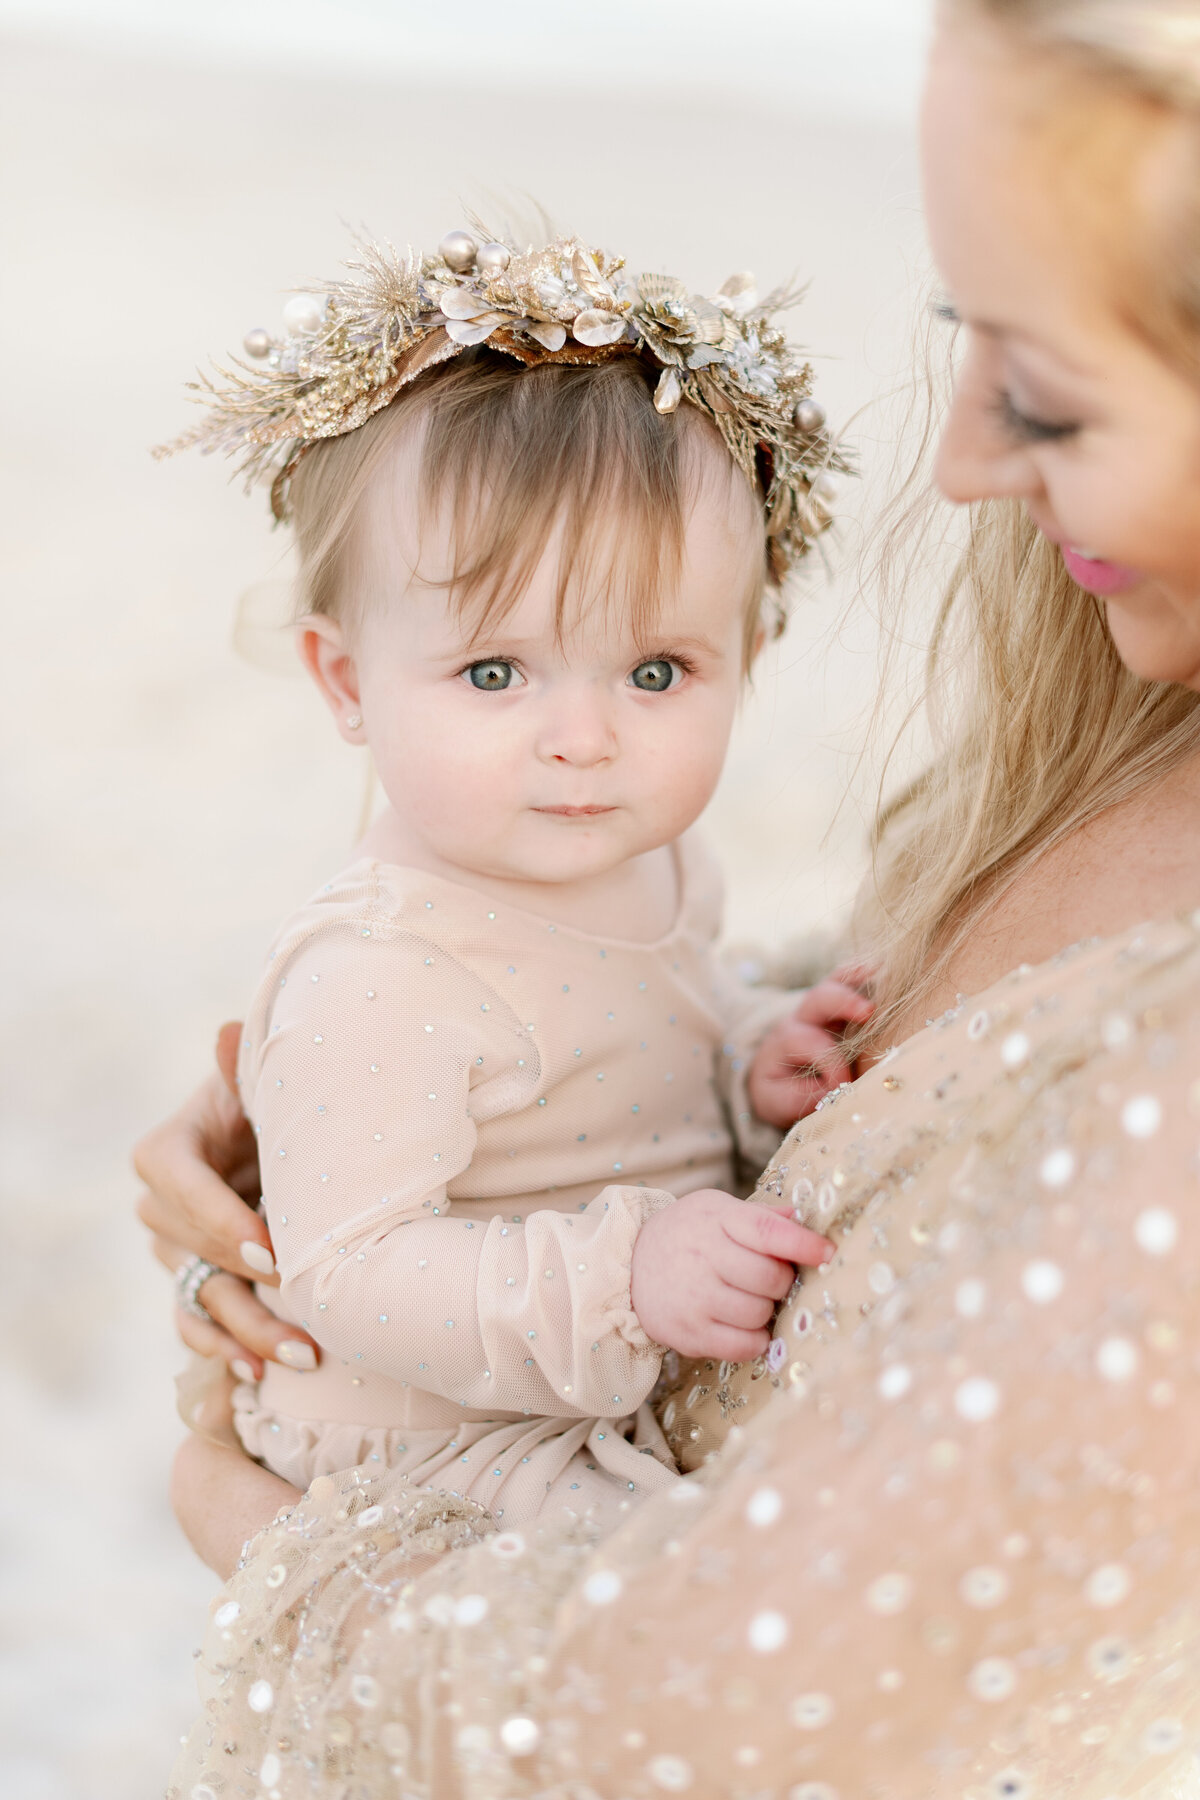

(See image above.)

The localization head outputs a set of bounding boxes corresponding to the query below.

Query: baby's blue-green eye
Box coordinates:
[464,660,519,691]
[628,658,680,693]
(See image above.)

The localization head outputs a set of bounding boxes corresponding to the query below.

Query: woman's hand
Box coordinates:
[169,1368,301,1576]
[630,1190,833,1362]
[134,1022,319,1378]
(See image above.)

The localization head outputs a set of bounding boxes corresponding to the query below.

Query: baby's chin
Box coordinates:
[465,817,662,887]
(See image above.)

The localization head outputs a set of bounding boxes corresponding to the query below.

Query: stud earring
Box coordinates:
[346,713,363,731]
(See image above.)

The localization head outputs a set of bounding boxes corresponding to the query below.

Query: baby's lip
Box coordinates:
[532,804,617,816]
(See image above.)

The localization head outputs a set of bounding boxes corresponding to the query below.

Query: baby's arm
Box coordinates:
[247,923,678,1418]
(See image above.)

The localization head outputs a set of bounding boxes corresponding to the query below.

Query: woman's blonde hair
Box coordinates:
[858,0,1200,1042]
[287,349,769,668]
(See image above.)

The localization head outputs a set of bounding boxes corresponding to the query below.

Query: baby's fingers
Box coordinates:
[706,1239,797,1302]
[798,980,875,1029]
[686,1323,772,1364]
[709,1283,776,1332]
[724,1203,834,1268]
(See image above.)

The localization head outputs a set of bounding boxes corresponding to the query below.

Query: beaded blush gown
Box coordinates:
[174,912,1200,1800]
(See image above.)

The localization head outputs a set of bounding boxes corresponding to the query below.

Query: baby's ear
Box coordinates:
[295,614,365,745]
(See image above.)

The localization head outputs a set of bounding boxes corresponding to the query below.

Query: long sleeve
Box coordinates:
[245,917,667,1419]
[179,916,1200,1800]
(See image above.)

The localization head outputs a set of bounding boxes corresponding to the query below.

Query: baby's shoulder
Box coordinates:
[241,861,534,1061]
[245,861,526,1017]
[264,859,498,955]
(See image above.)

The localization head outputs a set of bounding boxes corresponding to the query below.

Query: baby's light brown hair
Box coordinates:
[288,349,771,669]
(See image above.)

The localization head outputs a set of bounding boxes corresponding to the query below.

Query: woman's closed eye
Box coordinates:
[992,388,1082,446]
[628,657,686,693]
[462,659,525,691]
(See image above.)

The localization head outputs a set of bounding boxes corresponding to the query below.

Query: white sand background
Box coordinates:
[0,4,940,1793]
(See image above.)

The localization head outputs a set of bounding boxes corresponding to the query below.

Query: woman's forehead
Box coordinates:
[923,25,1187,360]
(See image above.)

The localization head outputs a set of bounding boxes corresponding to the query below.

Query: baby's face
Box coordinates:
[313,450,760,892]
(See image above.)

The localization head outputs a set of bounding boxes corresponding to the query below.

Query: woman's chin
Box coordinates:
[1104,591,1200,691]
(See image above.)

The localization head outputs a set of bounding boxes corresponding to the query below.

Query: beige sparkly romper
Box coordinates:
[233,833,790,1530]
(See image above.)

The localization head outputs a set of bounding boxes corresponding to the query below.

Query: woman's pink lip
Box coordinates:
[1059,544,1143,598]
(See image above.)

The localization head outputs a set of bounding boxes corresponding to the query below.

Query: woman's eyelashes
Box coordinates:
[991,388,1082,446]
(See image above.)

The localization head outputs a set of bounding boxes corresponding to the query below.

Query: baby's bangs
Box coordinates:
[414,355,710,645]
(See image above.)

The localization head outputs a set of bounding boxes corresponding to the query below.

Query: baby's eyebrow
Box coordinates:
[637,632,722,659]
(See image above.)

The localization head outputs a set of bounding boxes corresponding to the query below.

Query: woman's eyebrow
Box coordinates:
[968,314,1101,381]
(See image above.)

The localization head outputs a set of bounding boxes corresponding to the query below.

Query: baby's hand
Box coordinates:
[629,1189,833,1362]
[747,967,875,1130]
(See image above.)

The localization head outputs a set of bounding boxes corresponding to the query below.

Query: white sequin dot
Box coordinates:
[1039,1148,1076,1188]
[1000,1031,1031,1069]
[955,1376,1001,1422]
[1021,1260,1064,1304]
[960,1566,1010,1609]
[247,1680,274,1714]
[867,1262,895,1295]
[1086,1562,1132,1608]
[259,1754,281,1787]
[866,1573,913,1616]
[351,1675,379,1708]
[1086,1636,1131,1681]
[1135,1207,1178,1256]
[990,1770,1031,1800]
[746,1487,784,1528]
[1122,1094,1163,1139]
[789,1692,834,1730]
[968,1658,1017,1702]
[582,1570,623,1606]
[489,1531,526,1559]
[454,1594,489,1626]
[1096,1336,1139,1382]
[499,1716,541,1756]
[1143,1718,1184,1756]
[878,1364,913,1400]
[648,1754,694,1791]
[356,1504,383,1528]
[955,1278,987,1319]
[748,1609,790,1652]
[213,1601,240,1629]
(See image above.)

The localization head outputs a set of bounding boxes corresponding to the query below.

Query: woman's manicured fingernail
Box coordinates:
[240,1241,276,1277]
[276,1340,317,1371]
[230,1358,256,1382]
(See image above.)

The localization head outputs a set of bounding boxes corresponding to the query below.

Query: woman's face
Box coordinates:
[922,22,1200,688]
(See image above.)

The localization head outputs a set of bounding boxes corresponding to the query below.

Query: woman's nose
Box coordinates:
[934,396,1038,506]
[934,354,1041,508]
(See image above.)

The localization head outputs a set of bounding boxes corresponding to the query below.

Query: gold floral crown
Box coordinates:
[158,226,848,585]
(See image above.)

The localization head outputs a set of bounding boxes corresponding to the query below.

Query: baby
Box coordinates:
[168,228,866,1531]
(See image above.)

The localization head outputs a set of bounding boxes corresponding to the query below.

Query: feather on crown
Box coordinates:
[156,226,849,586]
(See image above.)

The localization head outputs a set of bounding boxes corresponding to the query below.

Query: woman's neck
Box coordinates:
[886,747,1200,1044]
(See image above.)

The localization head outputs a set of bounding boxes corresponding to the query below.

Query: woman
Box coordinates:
[138,2,1200,1792]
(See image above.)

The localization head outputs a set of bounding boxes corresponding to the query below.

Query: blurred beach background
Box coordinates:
[0,2,938,1792]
